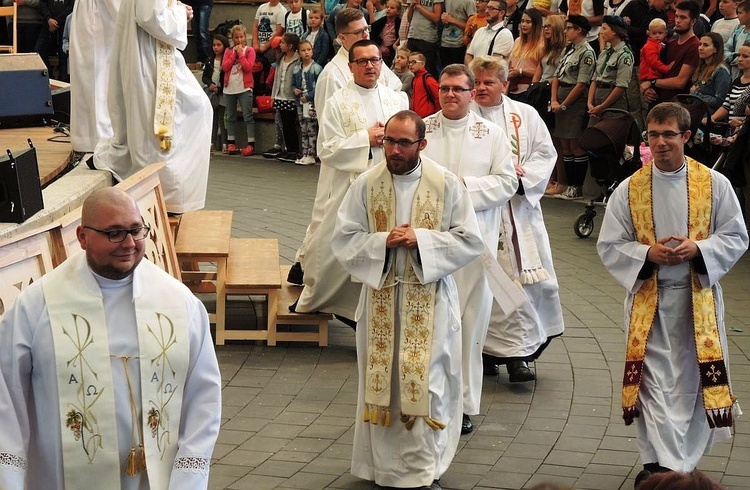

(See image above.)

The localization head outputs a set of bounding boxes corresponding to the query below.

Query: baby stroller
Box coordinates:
[673,94,723,166]
[574,108,642,238]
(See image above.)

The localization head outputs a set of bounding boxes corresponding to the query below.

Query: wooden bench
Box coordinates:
[274,265,330,346]
[174,210,233,343]
[223,237,281,345]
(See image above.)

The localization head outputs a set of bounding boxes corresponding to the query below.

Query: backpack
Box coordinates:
[422,72,438,109]
[213,19,242,38]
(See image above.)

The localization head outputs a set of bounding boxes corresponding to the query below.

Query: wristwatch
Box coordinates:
[650,79,657,88]
[560,104,567,111]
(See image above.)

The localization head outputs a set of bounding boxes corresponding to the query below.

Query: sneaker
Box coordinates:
[226,144,240,155]
[277,151,299,163]
[296,155,316,166]
[262,146,282,158]
[241,144,255,157]
[287,262,304,285]
[560,186,582,199]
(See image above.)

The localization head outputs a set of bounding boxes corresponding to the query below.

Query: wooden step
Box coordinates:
[274,265,331,346]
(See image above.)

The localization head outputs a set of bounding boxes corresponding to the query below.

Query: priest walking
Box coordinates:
[334,110,484,490]
[597,102,748,485]
[469,56,564,383]
[421,63,517,434]
[0,187,222,489]
[292,40,409,322]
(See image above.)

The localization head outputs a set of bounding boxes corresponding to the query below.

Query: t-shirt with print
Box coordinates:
[285,9,308,37]
[408,0,444,44]
[441,0,476,48]
[256,2,287,45]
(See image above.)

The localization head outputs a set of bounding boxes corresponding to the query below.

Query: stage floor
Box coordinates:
[0,125,71,186]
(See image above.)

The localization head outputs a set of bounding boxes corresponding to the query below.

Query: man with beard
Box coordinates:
[464,0,514,63]
[333,110,483,490]
[291,40,408,322]
[641,1,700,105]
[468,56,564,383]
[421,63,517,434]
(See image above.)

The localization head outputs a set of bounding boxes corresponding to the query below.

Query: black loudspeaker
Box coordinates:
[0,54,54,128]
[0,140,44,223]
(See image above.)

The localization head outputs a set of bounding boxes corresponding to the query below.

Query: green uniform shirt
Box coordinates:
[555,40,596,86]
[592,40,634,88]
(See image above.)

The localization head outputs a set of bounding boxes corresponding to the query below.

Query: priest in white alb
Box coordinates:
[421,63,517,434]
[0,188,222,489]
[292,39,408,321]
[286,7,406,285]
[597,103,748,484]
[469,56,564,383]
[334,111,484,490]
[69,0,120,155]
[94,0,212,214]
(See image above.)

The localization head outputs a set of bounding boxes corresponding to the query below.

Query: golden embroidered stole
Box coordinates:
[154,0,177,151]
[44,254,189,488]
[364,161,446,431]
[622,159,734,428]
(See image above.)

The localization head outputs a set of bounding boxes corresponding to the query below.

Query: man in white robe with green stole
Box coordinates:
[93,0,211,214]
[286,8,406,285]
[333,111,484,490]
[0,188,222,489]
[421,64,518,434]
[294,40,408,321]
[597,103,748,484]
[468,56,564,383]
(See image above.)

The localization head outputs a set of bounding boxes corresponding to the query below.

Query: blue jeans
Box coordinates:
[225,90,255,144]
[192,4,212,63]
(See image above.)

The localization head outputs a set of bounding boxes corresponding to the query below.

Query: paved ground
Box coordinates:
[203,153,750,490]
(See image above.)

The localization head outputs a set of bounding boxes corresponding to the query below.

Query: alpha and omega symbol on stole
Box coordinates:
[468,122,489,139]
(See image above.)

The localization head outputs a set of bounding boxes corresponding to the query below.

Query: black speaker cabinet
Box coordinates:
[0,140,44,223]
[0,54,54,128]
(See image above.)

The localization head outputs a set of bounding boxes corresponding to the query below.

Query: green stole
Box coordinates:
[43,253,189,488]
[623,158,734,428]
[363,160,446,431]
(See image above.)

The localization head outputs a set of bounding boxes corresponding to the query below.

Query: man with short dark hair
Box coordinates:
[0,187,222,488]
[293,40,408,321]
[641,1,700,104]
[598,102,748,484]
[421,63,518,434]
[334,110,483,490]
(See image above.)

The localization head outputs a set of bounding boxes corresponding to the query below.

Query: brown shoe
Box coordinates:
[545,182,567,195]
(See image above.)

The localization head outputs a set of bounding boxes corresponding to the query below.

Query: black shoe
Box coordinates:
[418,480,442,490]
[334,314,357,330]
[288,299,298,313]
[287,262,304,286]
[507,360,536,382]
[634,469,652,488]
[262,147,282,158]
[483,353,500,376]
[277,151,299,163]
[461,413,473,434]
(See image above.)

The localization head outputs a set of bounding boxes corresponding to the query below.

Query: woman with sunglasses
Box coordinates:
[550,14,596,199]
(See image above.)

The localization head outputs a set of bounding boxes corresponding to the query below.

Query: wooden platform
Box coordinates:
[0,126,71,186]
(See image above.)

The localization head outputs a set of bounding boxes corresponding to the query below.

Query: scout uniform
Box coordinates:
[590,40,634,119]
[552,39,596,139]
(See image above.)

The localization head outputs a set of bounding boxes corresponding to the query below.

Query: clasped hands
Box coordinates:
[647,235,699,266]
[386,224,418,250]
[177,1,194,21]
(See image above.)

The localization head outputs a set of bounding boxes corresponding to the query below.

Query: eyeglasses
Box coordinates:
[543,25,552,29]
[408,59,423,65]
[486,5,502,11]
[382,137,424,148]
[438,86,472,94]
[645,130,685,140]
[342,25,371,36]
[84,225,151,243]
[352,56,382,67]
[565,25,578,30]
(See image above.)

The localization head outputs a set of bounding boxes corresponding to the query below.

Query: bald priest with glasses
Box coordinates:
[0,187,222,489]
